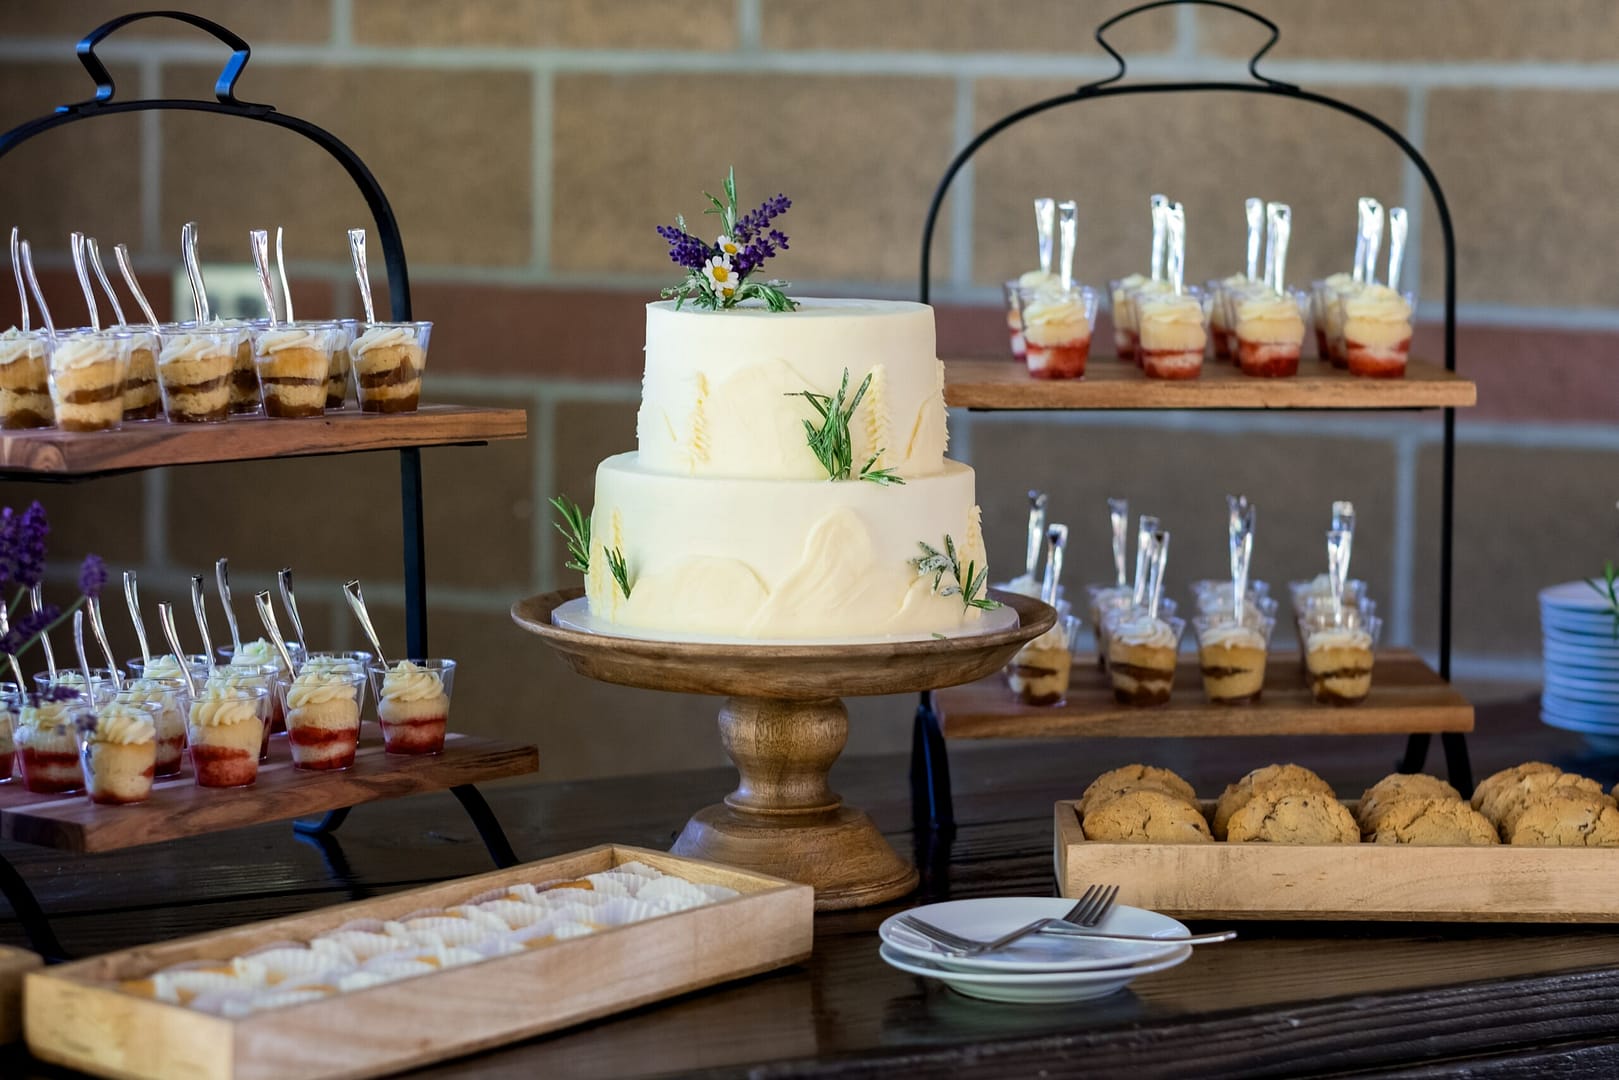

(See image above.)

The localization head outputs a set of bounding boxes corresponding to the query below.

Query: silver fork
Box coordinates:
[901,884,1115,959]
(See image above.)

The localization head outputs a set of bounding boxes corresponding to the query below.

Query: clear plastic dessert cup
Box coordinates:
[0,683,19,781]
[204,662,281,762]
[1339,286,1416,379]
[217,642,304,736]
[1005,614,1082,707]
[351,321,431,414]
[1288,576,1369,617]
[1194,611,1276,705]
[1235,288,1310,378]
[16,692,90,794]
[1191,578,1271,611]
[0,328,55,430]
[253,320,342,419]
[1314,278,1360,368]
[279,667,366,771]
[78,698,160,805]
[157,324,240,423]
[186,685,269,788]
[118,328,163,421]
[1018,284,1097,380]
[330,318,360,409]
[1105,612,1186,706]
[1107,277,1144,362]
[367,658,455,755]
[1134,287,1209,381]
[1210,276,1253,363]
[49,328,131,432]
[33,668,118,707]
[1002,281,1026,362]
[1090,588,1177,669]
[225,318,268,415]
[117,678,189,777]
[125,653,212,682]
[1302,611,1383,706]
[1309,280,1336,363]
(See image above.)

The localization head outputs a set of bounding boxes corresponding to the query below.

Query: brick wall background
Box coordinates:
[0,0,1612,780]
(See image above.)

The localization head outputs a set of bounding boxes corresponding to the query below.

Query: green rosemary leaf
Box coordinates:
[548,495,591,575]
[605,547,633,599]
[860,453,906,486]
[931,632,947,640]
[912,538,1000,612]
[724,166,737,215]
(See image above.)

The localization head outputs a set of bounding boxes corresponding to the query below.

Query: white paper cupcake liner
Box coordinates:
[698,883,742,902]
[397,917,489,948]
[635,876,709,907]
[475,898,552,929]
[589,898,663,928]
[614,861,664,880]
[445,904,510,930]
[312,929,413,961]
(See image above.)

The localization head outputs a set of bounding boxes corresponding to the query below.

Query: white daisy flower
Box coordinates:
[716,234,742,258]
[704,255,739,298]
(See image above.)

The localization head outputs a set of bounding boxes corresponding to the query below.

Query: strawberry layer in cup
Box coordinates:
[79,700,160,806]
[1018,284,1096,381]
[1340,284,1413,379]
[16,694,87,794]
[118,679,188,777]
[1135,288,1207,381]
[0,683,19,783]
[186,685,268,788]
[369,659,455,756]
[281,668,365,771]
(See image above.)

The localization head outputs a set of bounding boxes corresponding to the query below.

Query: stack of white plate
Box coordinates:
[1539,582,1619,751]
[877,897,1192,1004]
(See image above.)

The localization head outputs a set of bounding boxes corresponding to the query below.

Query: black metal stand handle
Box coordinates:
[67,9,261,110]
[1084,0,1294,93]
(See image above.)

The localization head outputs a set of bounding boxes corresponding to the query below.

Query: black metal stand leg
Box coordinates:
[293,827,374,901]
[1442,732,1474,797]
[910,692,955,833]
[292,806,352,837]
[0,852,66,962]
[451,785,520,868]
[1398,733,1431,775]
[400,446,429,659]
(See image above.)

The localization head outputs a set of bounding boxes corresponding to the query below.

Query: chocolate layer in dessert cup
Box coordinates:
[1105,612,1185,706]
[157,324,239,423]
[16,694,90,794]
[119,329,163,421]
[49,329,131,432]
[1340,285,1414,378]
[1194,612,1275,705]
[1235,288,1309,378]
[1018,284,1096,380]
[329,319,360,409]
[1134,288,1208,380]
[1089,588,1176,671]
[368,658,455,755]
[224,319,266,414]
[1302,612,1382,706]
[186,684,268,788]
[253,321,340,418]
[1005,615,1081,706]
[0,683,19,781]
[119,678,189,777]
[279,667,365,771]
[0,328,54,429]
[78,699,159,805]
[351,321,431,414]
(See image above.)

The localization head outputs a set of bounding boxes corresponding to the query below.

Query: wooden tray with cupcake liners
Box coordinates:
[1055,800,1619,923]
[0,725,537,854]
[25,844,813,1080]
[936,649,1473,739]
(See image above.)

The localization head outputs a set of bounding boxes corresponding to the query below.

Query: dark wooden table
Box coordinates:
[6,699,1619,1078]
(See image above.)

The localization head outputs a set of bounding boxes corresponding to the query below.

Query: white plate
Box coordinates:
[1540,582,1616,612]
[1542,627,1619,648]
[1540,692,1619,723]
[1545,650,1619,673]
[878,942,1192,1004]
[879,898,1189,974]
[548,596,1021,646]
[1544,640,1619,665]
[1541,610,1619,632]
[1544,672,1619,698]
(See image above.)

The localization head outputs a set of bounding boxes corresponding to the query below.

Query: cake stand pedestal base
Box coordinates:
[671,696,919,910]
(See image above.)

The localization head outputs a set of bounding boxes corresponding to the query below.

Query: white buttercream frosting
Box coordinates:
[1306,626,1373,651]
[86,702,156,744]
[1112,614,1177,649]
[256,327,334,354]
[0,328,46,365]
[190,685,261,727]
[1021,292,1090,347]
[1017,269,1057,290]
[286,670,359,708]
[352,325,418,354]
[380,661,445,704]
[159,331,235,365]
[52,335,121,370]
[1199,623,1266,650]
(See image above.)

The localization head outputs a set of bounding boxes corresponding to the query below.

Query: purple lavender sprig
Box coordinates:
[656,168,795,312]
[0,503,106,670]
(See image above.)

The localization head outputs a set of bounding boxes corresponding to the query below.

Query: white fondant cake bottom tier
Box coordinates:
[586,452,989,639]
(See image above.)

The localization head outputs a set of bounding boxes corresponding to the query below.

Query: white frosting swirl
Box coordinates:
[1306,626,1373,652]
[352,325,418,355]
[1113,615,1177,648]
[87,702,157,744]
[189,685,261,727]
[380,660,445,704]
[159,332,236,365]
[1199,623,1266,650]
[286,670,358,708]
[1021,292,1090,346]
[18,699,73,731]
[0,328,45,366]
[52,336,120,371]
[1017,269,1056,290]
[256,327,333,354]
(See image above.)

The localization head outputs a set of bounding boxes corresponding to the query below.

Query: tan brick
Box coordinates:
[0,475,148,581]
[549,399,638,587]
[971,81,1409,292]
[0,64,144,257]
[552,73,955,282]
[762,0,1174,53]
[968,417,1405,646]
[1412,440,1619,657]
[1425,89,1619,307]
[0,1,331,45]
[1199,0,1619,62]
[404,284,649,381]
[161,65,532,268]
[353,0,735,49]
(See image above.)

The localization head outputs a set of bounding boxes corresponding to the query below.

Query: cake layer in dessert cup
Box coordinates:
[1106,614,1184,706]
[1019,285,1096,381]
[588,453,988,640]
[82,740,157,804]
[1194,614,1274,705]
[1234,289,1308,378]
[638,298,947,480]
[1140,349,1203,380]
[328,319,359,409]
[49,330,130,432]
[118,331,162,421]
[352,321,430,414]
[1005,616,1080,706]
[1338,285,1414,379]
[254,323,340,419]
[16,700,86,794]
[228,322,264,414]
[120,680,189,777]
[1303,616,1381,705]
[158,326,238,423]
[187,686,268,787]
[1345,340,1411,378]
[280,669,365,770]
[0,330,54,429]
[370,659,454,756]
[1136,290,1208,381]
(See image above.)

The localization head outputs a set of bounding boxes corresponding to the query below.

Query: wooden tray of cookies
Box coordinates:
[26,845,813,1080]
[1055,800,1619,923]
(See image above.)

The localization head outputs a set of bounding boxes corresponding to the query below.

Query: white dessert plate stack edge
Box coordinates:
[1539,582,1619,752]
[877,897,1193,1004]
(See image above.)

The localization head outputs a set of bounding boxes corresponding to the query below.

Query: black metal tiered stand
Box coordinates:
[909,0,1474,834]
[0,11,534,960]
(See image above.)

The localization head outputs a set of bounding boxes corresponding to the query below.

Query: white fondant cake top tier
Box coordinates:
[637,298,947,481]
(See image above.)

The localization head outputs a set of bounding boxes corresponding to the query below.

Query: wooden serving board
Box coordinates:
[26,845,814,1080]
[1055,801,1619,923]
[937,649,1473,738]
[0,726,537,853]
[943,356,1477,410]
[0,945,41,1044]
[0,404,527,477]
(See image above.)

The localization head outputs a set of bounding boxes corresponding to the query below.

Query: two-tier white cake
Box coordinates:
[583,297,989,640]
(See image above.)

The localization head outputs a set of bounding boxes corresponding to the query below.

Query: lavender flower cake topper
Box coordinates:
[657,168,796,312]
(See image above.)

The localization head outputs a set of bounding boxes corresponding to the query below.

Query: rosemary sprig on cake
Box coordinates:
[787,368,905,486]
[551,494,633,597]
[912,535,1000,612]
[657,168,797,312]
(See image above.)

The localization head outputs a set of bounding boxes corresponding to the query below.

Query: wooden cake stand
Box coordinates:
[512,588,1054,909]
